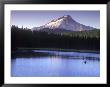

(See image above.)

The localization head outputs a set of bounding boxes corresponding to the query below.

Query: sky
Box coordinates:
[11,10,100,29]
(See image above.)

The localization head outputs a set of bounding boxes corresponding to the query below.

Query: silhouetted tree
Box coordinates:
[11,25,100,51]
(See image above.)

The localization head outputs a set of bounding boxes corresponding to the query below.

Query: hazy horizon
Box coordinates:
[11,10,100,29]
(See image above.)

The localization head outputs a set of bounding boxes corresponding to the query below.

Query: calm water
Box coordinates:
[11,50,100,77]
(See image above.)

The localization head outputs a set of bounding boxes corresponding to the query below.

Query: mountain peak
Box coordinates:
[32,15,94,31]
[63,15,71,18]
[49,15,72,23]
[57,15,73,21]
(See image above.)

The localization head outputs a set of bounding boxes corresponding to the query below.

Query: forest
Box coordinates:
[11,25,100,51]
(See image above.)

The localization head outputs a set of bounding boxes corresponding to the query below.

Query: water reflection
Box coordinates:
[11,50,100,77]
[12,50,100,60]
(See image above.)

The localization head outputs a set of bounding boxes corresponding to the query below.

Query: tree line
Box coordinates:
[11,25,100,51]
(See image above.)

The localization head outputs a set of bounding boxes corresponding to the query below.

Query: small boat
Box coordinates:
[84,61,87,64]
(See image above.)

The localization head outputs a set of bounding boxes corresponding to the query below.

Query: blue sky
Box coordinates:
[11,10,100,29]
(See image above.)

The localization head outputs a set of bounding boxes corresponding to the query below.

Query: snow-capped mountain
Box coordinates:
[32,15,94,31]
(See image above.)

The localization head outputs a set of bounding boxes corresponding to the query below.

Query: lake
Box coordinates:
[11,50,100,77]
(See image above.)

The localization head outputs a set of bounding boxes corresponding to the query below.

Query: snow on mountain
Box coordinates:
[32,15,94,31]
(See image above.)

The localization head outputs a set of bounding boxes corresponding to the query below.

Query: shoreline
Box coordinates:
[16,48,100,54]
